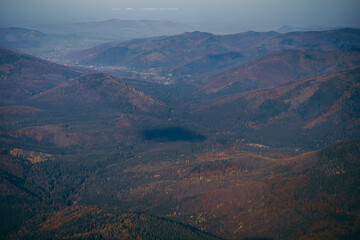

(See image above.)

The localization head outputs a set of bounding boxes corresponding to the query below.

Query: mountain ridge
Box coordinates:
[71,28,360,70]
[29,73,162,112]
[0,48,87,104]
[202,49,360,94]
[192,66,360,149]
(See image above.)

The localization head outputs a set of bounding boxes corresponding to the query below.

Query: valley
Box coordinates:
[0,23,359,240]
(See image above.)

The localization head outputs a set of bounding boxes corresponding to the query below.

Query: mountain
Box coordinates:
[169,51,245,78]
[0,27,106,64]
[30,73,162,112]
[69,30,285,71]
[229,28,360,54]
[71,28,360,68]
[0,27,46,49]
[68,29,360,90]
[71,31,232,70]
[1,27,360,240]
[202,49,360,94]
[276,25,345,33]
[0,20,194,64]
[0,48,87,104]
[192,67,360,149]
[36,19,193,41]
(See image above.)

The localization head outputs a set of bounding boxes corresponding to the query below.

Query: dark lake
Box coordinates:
[142,127,205,142]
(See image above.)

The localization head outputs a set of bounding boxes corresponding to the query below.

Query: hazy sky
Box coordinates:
[1,0,359,30]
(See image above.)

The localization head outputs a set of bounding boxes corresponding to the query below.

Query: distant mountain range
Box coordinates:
[0,27,46,50]
[35,19,193,41]
[276,25,347,33]
[0,20,195,64]
[0,27,104,63]
[71,28,360,86]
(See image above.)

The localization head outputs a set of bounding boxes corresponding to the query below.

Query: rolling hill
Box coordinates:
[0,72,168,151]
[192,67,360,149]
[0,27,46,49]
[202,49,360,94]
[0,48,87,104]
[29,73,162,112]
